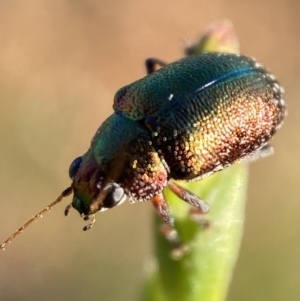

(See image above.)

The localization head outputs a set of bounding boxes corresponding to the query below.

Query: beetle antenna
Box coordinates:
[0,186,73,251]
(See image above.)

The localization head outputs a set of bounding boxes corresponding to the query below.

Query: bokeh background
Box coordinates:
[0,1,299,300]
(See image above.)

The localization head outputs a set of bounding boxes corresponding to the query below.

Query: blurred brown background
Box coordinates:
[0,1,299,300]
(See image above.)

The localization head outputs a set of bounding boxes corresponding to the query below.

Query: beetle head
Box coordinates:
[68,150,126,219]
[66,113,157,230]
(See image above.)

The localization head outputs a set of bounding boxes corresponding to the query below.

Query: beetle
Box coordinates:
[0,52,285,250]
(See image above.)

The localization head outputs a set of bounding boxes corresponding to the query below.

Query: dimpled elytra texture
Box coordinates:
[144,54,285,180]
[113,53,283,121]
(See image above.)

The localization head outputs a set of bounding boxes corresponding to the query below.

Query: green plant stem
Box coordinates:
[145,164,248,301]
[143,20,247,301]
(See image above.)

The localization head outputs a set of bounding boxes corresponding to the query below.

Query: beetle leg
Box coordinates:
[167,181,210,213]
[168,181,211,230]
[64,203,72,216]
[189,207,211,228]
[245,143,273,163]
[83,214,96,231]
[151,194,182,250]
[151,194,174,226]
[145,58,168,74]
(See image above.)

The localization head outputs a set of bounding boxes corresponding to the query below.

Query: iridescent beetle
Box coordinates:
[0,52,285,250]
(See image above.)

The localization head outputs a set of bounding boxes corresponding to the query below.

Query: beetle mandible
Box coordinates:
[0,52,285,250]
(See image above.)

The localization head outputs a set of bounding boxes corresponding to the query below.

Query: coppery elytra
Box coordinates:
[1,50,285,251]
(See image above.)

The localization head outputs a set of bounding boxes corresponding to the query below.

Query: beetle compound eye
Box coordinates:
[69,156,83,179]
[103,183,126,209]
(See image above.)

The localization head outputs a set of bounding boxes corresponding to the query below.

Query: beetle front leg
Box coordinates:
[151,193,183,251]
[145,58,168,74]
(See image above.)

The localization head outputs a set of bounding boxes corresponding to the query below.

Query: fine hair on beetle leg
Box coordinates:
[167,180,211,230]
[151,193,188,258]
[167,180,210,213]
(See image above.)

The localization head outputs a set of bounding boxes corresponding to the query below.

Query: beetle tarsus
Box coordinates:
[64,203,72,216]
[159,223,188,259]
[83,215,91,221]
[83,215,96,231]
[189,207,211,229]
[145,58,168,74]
